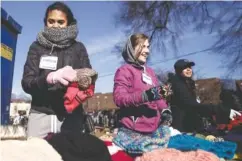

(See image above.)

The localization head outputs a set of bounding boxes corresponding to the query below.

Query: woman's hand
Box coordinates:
[144,83,173,102]
[160,83,173,101]
[229,109,241,120]
[46,66,77,86]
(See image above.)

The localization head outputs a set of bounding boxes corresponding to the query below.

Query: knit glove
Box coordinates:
[160,109,172,126]
[46,66,77,86]
[143,83,172,102]
[72,68,98,90]
[160,83,173,101]
[143,86,161,102]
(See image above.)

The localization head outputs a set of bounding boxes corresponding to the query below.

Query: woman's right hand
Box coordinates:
[144,83,173,102]
[46,66,77,86]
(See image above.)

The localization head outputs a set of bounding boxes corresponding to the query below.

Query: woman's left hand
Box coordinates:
[159,83,173,100]
[61,66,77,82]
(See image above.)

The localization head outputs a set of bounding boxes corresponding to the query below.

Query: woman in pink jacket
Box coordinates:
[113,32,173,131]
[112,33,172,154]
[113,33,171,133]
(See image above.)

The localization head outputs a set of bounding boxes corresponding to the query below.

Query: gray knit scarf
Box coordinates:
[37,24,78,49]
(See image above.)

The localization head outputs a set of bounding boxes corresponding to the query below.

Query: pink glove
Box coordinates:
[46,66,77,86]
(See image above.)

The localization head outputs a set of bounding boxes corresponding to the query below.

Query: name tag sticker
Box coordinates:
[142,73,153,85]
[39,55,58,70]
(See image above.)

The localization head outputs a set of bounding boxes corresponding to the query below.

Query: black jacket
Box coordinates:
[21,41,91,120]
[168,73,230,132]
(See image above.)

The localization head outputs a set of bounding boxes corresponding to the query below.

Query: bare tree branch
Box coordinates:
[115,1,242,76]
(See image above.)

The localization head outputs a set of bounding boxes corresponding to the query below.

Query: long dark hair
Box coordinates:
[175,68,197,97]
[184,78,196,97]
[44,1,77,26]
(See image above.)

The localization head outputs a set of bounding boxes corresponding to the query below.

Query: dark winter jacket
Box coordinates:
[21,41,91,120]
[168,73,230,132]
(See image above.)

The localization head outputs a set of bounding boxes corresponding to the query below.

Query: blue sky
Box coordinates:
[2,1,239,98]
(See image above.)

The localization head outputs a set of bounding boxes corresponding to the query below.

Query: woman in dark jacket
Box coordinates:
[168,59,241,133]
[21,2,92,138]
